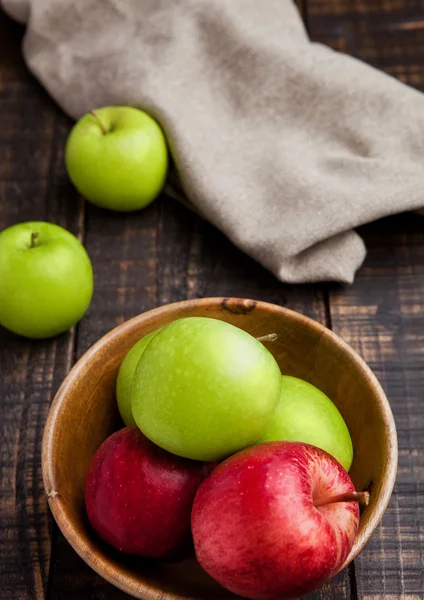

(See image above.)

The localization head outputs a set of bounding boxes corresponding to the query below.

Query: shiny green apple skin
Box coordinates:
[257,376,353,471]
[132,317,282,462]
[65,106,168,211]
[0,222,93,339]
[116,330,159,426]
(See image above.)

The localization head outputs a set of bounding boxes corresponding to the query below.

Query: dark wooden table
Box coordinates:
[1,1,423,598]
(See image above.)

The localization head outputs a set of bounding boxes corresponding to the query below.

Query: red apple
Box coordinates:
[192,441,368,599]
[85,426,209,558]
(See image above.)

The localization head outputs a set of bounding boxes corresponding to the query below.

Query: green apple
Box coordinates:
[0,222,93,339]
[116,330,159,426]
[132,317,282,461]
[65,106,168,211]
[257,376,353,471]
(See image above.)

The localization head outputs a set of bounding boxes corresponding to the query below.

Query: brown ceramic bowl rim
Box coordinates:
[42,297,398,599]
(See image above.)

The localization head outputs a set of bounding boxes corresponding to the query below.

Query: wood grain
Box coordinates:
[306,0,424,90]
[325,215,424,600]
[0,11,85,600]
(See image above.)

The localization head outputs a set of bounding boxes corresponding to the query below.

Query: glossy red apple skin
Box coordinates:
[191,441,360,599]
[85,426,209,558]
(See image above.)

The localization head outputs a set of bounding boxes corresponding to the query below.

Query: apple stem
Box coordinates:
[90,109,108,135]
[314,491,370,508]
[256,333,278,343]
[29,232,39,248]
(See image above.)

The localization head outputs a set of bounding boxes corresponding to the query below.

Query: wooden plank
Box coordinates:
[0,11,85,599]
[305,5,424,597]
[327,215,424,600]
[306,0,424,91]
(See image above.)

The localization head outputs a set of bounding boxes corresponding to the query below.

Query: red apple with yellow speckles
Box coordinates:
[85,426,209,559]
[192,441,368,599]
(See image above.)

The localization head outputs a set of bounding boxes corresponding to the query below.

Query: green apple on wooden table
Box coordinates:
[257,375,353,471]
[116,330,160,426]
[0,222,93,339]
[65,106,168,211]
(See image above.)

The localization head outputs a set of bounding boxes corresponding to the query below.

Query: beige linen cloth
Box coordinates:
[3,0,424,283]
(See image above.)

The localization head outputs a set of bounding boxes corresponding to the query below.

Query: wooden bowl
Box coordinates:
[42,298,397,600]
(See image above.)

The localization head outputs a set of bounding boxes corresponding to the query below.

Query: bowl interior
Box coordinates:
[42,298,397,600]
